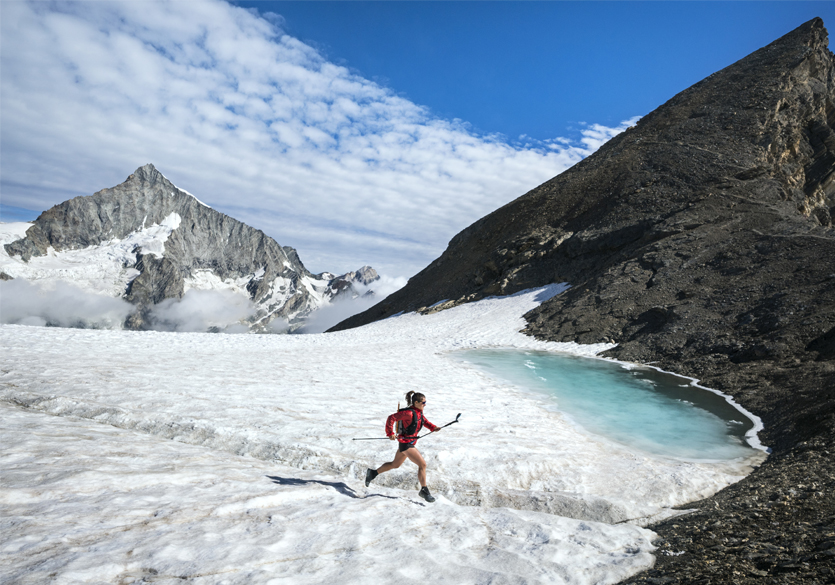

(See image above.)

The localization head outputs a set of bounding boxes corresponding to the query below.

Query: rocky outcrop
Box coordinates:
[333,18,835,584]
[318,265,379,301]
[5,164,378,330]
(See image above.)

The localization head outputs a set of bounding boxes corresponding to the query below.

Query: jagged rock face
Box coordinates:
[333,19,835,449]
[4,164,378,330]
[341,266,379,287]
[334,23,835,582]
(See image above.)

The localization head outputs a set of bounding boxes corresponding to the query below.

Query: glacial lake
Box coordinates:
[455,349,761,461]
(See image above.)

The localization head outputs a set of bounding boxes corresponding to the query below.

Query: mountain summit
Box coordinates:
[335,18,833,335]
[334,18,835,583]
[3,164,378,331]
[333,17,834,396]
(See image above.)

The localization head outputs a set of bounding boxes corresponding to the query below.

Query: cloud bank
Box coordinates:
[147,289,256,333]
[0,279,134,329]
[0,275,402,334]
[0,0,638,279]
[0,279,260,333]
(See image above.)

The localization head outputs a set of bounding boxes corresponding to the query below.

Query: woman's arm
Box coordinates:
[423,417,439,432]
[385,410,411,437]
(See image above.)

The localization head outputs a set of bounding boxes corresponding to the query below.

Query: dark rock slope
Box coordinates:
[5,164,377,330]
[334,18,835,583]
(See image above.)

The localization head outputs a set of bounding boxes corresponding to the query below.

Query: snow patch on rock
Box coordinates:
[0,214,181,297]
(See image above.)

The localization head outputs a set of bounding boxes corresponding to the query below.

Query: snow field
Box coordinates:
[0,285,765,583]
[1,404,656,584]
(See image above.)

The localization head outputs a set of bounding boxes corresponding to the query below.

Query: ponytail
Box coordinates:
[405,391,425,406]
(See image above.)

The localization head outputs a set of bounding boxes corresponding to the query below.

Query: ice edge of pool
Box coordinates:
[450,345,771,460]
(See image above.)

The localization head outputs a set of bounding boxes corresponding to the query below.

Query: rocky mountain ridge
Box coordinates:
[3,164,378,331]
[334,18,835,584]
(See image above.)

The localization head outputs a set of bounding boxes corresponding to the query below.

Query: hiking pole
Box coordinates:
[352,413,461,441]
[415,413,461,441]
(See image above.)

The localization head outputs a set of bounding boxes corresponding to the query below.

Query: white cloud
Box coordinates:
[0,0,638,280]
[0,274,396,334]
[579,118,641,151]
[0,277,255,334]
[0,279,134,329]
[147,289,255,333]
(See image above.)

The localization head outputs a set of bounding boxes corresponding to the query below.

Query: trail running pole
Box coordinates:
[415,413,461,441]
[351,413,462,441]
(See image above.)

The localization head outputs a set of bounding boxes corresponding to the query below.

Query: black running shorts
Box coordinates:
[398,441,416,452]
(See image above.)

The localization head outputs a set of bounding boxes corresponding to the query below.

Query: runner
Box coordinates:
[365,391,439,502]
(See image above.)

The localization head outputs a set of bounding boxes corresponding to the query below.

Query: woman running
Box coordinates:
[365,391,439,502]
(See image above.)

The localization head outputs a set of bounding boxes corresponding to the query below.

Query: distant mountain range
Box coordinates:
[1,164,378,331]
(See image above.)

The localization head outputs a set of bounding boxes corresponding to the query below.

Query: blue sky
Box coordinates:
[1,1,832,280]
[232,1,835,141]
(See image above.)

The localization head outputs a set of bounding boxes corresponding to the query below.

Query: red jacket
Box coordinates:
[386,407,437,443]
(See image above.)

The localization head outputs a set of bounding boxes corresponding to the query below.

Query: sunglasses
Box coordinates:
[416,400,426,404]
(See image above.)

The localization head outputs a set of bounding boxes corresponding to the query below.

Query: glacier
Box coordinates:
[0,285,767,583]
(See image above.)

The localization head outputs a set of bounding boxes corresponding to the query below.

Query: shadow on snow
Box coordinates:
[266,475,426,506]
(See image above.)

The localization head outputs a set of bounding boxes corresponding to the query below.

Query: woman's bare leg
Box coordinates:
[376,449,407,474]
[404,447,428,487]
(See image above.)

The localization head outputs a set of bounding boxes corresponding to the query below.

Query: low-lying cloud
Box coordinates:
[1,0,639,279]
[0,279,258,333]
[147,289,256,333]
[0,276,391,334]
[0,279,134,329]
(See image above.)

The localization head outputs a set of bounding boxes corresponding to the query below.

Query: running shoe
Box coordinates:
[418,486,436,503]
